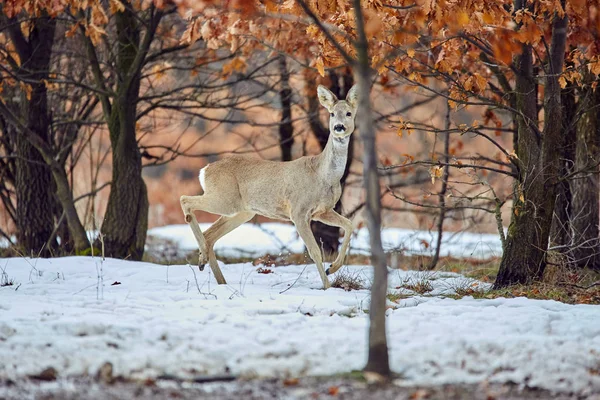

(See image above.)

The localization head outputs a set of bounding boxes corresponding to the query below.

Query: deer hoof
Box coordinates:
[185,214,192,223]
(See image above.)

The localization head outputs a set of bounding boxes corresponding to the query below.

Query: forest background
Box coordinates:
[1,0,599,289]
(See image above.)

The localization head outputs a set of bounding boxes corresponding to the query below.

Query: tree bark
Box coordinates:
[278,56,294,162]
[495,1,567,287]
[570,79,600,269]
[550,88,576,248]
[7,15,57,256]
[351,0,390,378]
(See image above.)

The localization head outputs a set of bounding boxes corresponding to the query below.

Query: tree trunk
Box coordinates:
[278,56,294,162]
[309,71,355,257]
[0,118,17,241]
[14,120,54,256]
[570,80,600,269]
[8,15,57,256]
[98,7,151,260]
[427,100,451,270]
[100,140,148,260]
[0,13,91,255]
[550,88,576,248]
[351,0,390,378]
[0,103,92,256]
[495,2,567,287]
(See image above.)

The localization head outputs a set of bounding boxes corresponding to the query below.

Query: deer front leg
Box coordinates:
[292,216,331,289]
[314,210,354,275]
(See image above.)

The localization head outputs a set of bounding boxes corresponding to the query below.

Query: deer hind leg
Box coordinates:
[180,194,242,283]
[179,204,209,267]
[292,216,331,289]
[180,193,242,222]
[313,210,354,275]
[202,211,255,284]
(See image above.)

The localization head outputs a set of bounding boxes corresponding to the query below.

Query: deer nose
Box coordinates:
[334,124,346,132]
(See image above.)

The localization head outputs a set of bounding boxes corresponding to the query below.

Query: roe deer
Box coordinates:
[180,84,358,289]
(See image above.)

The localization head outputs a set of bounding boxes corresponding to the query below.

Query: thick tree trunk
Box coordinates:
[98,7,150,260]
[495,41,542,287]
[309,71,354,257]
[0,13,91,254]
[15,117,54,256]
[495,2,567,287]
[100,90,148,259]
[570,82,600,269]
[9,15,57,256]
[100,139,148,260]
[0,104,92,255]
[550,89,576,248]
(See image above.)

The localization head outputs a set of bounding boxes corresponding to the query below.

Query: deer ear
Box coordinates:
[317,85,337,111]
[346,84,359,110]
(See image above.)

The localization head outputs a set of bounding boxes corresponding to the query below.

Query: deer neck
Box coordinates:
[317,131,350,182]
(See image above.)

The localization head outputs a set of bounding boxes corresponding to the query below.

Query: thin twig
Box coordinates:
[187,264,217,299]
[279,264,309,294]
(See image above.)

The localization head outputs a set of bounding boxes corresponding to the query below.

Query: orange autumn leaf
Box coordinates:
[230,0,258,16]
[20,82,32,100]
[456,11,469,26]
[429,165,443,183]
[180,18,201,45]
[316,57,325,77]
[401,153,415,164]
[364,9,383,36]
[396,117,414,137]
[109,0,125,13]
[222,57,247,78]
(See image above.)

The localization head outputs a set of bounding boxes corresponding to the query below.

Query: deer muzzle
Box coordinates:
[334,124,346,133]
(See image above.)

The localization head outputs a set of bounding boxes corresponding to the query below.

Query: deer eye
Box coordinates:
[330,112,334,117]
[346,112,352,117]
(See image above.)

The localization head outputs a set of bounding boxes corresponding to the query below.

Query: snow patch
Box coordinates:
[1,257,599,394]
[148,223,503,260]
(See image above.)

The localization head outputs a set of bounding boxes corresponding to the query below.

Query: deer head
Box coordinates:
[317,84,359,138]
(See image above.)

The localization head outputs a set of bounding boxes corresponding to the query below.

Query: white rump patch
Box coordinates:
[199,165,209,191]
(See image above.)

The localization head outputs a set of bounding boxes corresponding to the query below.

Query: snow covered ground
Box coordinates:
[148,223,503,260]
[1,256,599,395]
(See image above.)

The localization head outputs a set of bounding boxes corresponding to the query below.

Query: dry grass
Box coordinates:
[1,267,14,287]
[330,270,365,291]
[433,257,500,282]
[387,292,412,303]
[400,279,434,294]
[443,262,600,305]
[142,243,600,305]
[446,282,600,304]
